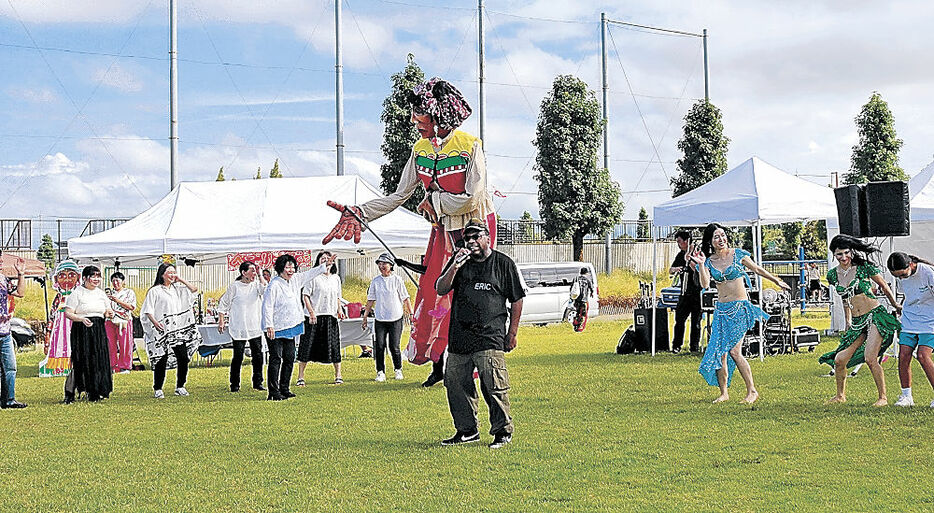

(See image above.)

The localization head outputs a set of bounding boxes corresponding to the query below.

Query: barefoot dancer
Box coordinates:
[820,235,900,406]
[692,223,790,404]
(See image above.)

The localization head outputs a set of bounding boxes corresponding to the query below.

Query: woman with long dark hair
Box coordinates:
[690,223,790,404]
[261,253,335,400]
[140,263,201,399]
[218,260,267,393]
[819,235,900,406]
[887,251,934,407]
[62,265,114,403]
[297,251,345,385]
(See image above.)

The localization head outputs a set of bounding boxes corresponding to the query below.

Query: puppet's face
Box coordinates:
[54,270,79,293]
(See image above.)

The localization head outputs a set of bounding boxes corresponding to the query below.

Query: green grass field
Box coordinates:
[2,314,932,512]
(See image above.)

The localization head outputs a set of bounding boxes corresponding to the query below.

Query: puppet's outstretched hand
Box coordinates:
[322,201,364,244]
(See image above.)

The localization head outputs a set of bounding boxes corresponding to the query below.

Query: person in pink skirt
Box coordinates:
[105,271,136,373]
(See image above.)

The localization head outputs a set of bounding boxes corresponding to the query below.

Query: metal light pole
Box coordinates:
[478,0,486,144]
[703,28,709,100]
[335,0,344,176]
[169,0,178,190]
[600,12,609,173]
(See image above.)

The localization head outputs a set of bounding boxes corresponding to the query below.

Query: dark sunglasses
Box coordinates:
[464,232,486,242]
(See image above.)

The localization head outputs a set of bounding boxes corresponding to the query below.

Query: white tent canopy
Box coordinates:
[67,176,432,261]
[653,156,839,227]
[893,159,934,258]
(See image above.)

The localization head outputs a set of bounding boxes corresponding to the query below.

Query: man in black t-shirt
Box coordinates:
[669,230,702,353]
[435,218,525,449]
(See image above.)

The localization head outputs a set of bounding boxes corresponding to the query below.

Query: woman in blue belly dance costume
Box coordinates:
[819,235,900,406]
[689,223,790,404]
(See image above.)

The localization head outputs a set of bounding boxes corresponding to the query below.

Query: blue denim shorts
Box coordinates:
[898,332,934,349]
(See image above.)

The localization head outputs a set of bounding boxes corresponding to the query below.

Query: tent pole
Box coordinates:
[651,221,657,357]
[756,222,764,362]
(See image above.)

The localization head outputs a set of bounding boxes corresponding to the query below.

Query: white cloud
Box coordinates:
[93,64,143,93]
[7,86,58,103]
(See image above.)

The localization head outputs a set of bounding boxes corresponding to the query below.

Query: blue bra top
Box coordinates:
[705,249,752,287]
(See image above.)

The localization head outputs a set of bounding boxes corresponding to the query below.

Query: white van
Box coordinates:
[516,262,599,325]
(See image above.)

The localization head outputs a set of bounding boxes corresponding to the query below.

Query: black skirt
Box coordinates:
[300,315,341,364]
[70,317,113,400]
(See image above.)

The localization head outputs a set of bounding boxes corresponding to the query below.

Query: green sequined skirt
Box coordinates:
[818,305,900,368]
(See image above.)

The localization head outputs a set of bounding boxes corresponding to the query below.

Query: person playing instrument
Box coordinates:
[690,223,790,404]
[819,235,900,406]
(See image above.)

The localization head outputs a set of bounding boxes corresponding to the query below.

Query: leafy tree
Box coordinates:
[519,210,535,242]
[637,207,649,239]
[379,54,425,212]
[800,220,827,259]
[670,100,730,197]
[269,159,282,178]
[844,92,908,184]
[37,234,55,269]
[533,75,623,260]
[215,166,225,181]
[255,167,262,179]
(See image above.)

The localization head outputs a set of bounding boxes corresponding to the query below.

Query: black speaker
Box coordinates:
[834,185,867,237]
[633,308,669,352]
[865,181,910,237]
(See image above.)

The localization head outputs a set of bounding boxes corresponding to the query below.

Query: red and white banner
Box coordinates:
[226,250,316,271]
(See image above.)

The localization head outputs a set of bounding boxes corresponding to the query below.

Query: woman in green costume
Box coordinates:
[820,235,901,406]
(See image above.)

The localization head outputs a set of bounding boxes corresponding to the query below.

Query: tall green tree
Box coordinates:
[215,166,225,181]
[269,159,282,178]
[670,100,730,197]
[844,92,908,184]
[637,207,649,239]
[255,167,262,179]
[379,54,425,212]
[36,234,55,269]
[533,75,623,260]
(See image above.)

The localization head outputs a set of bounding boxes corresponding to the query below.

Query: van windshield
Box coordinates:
[520,266,584,288]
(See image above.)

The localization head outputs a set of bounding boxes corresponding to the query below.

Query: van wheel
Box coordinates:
[563,308,575,323]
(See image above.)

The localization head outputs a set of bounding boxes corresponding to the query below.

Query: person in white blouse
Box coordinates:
[362,253,412,382]
[297,251,345,385]
[63,265,115,403]
[140,263,201,399]
[217,261,267,393]
[262,253,335,400]
[105,271,136,374]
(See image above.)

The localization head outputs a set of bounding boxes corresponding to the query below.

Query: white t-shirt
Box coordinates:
[65,285,110,318]
[303,273,342,318]
[366,274,409,322]
[217,279,264,340]
[899,262,934,334]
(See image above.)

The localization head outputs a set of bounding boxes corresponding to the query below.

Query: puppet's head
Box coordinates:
[53,260,80,294]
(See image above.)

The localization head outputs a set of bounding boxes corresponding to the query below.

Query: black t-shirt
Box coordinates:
[672,250,701,295]
[448,250,526,354]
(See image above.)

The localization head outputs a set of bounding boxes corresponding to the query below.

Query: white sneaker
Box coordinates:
[375,371,386,382]
[119,369,131,374]
[174,387,190,397]
[394,369,404,380]
[895,395,914,407]
[154,389,164,399]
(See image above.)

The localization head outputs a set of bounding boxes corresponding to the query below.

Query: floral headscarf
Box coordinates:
[411,77,472,146]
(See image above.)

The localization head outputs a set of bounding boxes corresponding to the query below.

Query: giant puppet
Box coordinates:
[323,78,495,386]
[39,260,80,377]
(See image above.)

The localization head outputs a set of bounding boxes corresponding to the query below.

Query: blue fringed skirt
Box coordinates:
[699,299,769,387]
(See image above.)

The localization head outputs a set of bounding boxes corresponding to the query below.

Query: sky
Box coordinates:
[2,0,934,223]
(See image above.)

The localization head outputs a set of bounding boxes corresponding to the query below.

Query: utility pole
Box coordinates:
[600,13,609,173]
[702,28,709,100]
[169,0,178,190]
[335,0,345,176]
[478,0,486,144]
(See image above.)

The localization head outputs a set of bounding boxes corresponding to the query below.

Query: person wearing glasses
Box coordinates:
[322,77,496,388]
[819,235,900,406]
[62,265,115,403]
[435,219,525,449]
